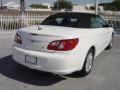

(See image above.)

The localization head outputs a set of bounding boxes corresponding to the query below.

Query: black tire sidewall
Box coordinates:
[81,49,94,75]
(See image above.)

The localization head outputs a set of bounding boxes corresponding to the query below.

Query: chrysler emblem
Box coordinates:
[29,39,42,43]
[31,40,34,42]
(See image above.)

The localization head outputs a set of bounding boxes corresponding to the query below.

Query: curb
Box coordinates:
[0,31,16,35]
[115,34,120,37]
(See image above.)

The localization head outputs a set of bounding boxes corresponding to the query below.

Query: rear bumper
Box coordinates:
[12,47,84,75]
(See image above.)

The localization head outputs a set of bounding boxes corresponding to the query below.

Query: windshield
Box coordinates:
[41,13,96,28]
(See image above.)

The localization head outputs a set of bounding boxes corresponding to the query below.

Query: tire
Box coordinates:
[106,38,113,50]
[81,48,94,76]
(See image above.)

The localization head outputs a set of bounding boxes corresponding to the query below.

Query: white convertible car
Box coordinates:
[12,12,114,76]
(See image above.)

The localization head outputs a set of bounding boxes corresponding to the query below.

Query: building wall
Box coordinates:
[73,5,87,12]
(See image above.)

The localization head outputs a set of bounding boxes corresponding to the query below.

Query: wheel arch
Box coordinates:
[89,46,96,58]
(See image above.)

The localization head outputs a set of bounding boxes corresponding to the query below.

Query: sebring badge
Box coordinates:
[38,27,42,30]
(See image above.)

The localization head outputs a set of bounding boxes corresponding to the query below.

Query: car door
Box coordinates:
[96,16,112,45]
[90,16,110,55]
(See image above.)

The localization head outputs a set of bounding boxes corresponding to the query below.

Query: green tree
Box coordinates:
[53,0,73,10]
[112,0,120,10]
[99,0,120,11]
[89,6,95,10]
[30,4,48,9]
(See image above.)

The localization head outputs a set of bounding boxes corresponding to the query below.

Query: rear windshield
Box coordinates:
[41,13,96,28]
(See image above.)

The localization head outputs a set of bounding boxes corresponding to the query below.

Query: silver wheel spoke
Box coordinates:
[86,52,93,72]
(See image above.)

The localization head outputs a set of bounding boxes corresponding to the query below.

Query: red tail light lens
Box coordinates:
[47,38,79,51]
[15,33,22,44]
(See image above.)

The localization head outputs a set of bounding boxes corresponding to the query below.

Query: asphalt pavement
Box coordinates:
[0,33,120,90]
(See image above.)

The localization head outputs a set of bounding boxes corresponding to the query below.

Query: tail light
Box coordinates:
[15,33,22,44]
[47,38,79,51]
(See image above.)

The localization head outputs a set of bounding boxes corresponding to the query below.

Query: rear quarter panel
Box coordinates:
[75,28,113,59]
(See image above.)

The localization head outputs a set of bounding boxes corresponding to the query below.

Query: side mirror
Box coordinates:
[104,24,113,27]
[108,24,113,27]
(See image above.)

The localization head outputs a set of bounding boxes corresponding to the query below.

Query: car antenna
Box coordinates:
[35,21,41,30]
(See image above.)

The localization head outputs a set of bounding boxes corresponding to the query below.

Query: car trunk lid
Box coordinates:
[17,25,88,52]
